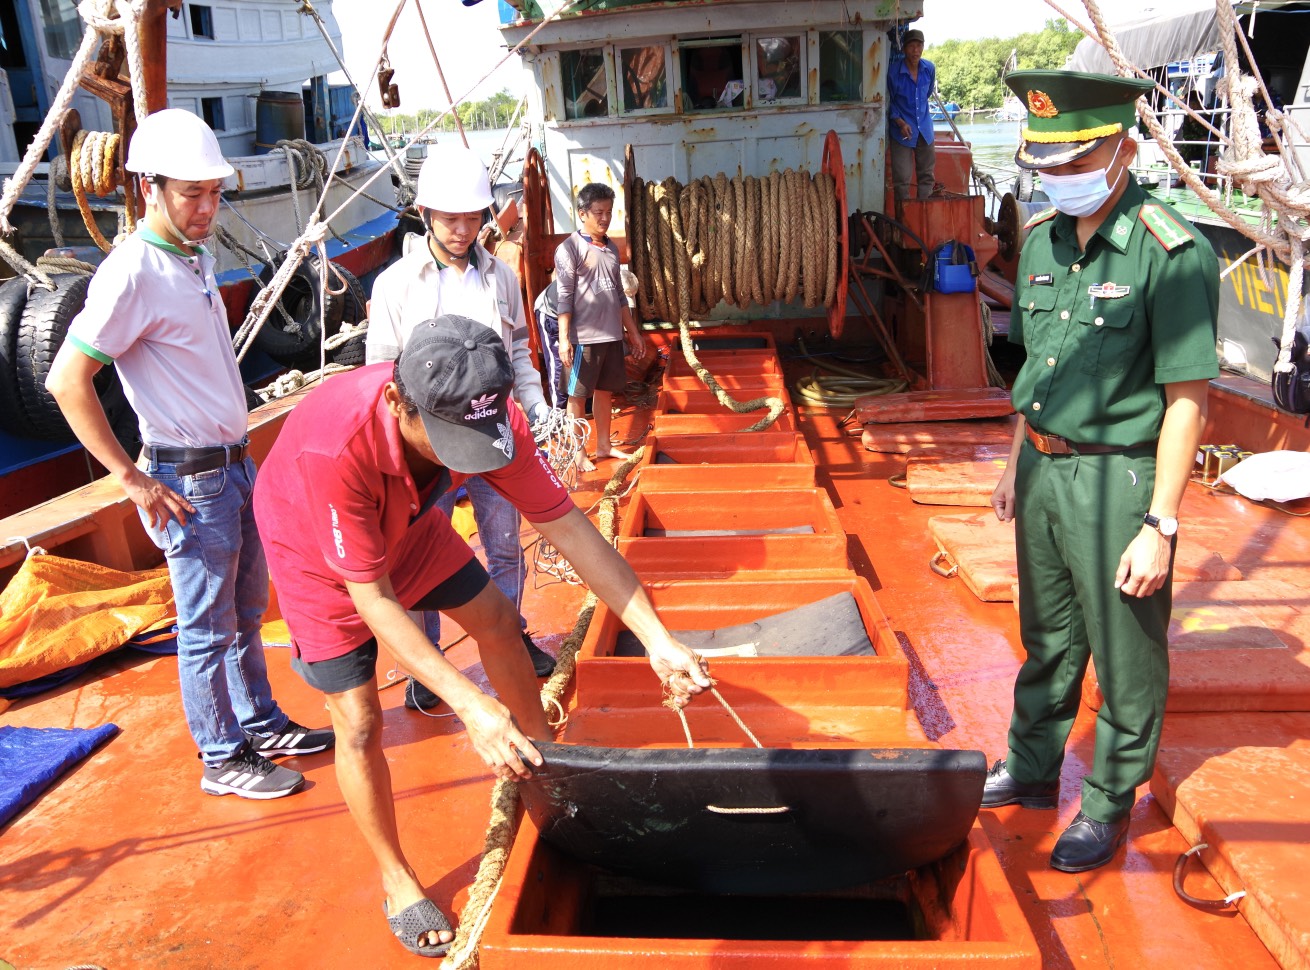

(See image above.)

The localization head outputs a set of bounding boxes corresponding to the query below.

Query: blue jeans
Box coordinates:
[423,475,527,645]
[140,455,287,763]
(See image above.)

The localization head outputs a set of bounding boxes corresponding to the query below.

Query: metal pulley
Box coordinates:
[995,192,1050,262]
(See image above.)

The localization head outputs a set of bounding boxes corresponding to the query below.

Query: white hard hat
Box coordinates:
[415,144,494,212]
[125,108,234,181]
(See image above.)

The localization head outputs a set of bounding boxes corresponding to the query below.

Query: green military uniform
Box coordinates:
[1004,71,1220,825]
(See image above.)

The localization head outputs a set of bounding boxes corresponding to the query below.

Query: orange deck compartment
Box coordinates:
[653,409,797,435]
[930,509,1250,605]
[1152,713,1310,970]
[861,417,1017,454]
[1082,579,1310,712]
[857,387,1016,424]
[617,487,843,541]
[620,477,847,576]
[656,383,794,414]
[575,575,899,672]
[637,432,816,491]
[479,659,1040,968]
[927,513,1018,603]
[662,370,788,392]
[664,348,783,382]
[905,445,1010,507]
[482,821,1040,969]
[677,329,778,353]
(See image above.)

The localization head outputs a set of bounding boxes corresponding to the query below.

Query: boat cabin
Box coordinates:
[500,1,924,238]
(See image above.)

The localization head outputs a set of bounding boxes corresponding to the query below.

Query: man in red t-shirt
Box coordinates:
[254,314,711,958]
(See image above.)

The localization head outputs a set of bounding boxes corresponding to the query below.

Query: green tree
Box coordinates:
[927,20,1081,111]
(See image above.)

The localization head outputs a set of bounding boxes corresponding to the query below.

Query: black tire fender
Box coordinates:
[328,331,367,368]
[251,251,347,369]
[331,264,368,326]
[15,273,93,442]
[12,272,141,448]
[0,276,38,438]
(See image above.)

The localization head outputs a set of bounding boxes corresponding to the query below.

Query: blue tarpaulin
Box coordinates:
[0,724,119,829]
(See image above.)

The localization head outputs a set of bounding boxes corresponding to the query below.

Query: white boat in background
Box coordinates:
[0,0,403,280]
[0,0,407,510]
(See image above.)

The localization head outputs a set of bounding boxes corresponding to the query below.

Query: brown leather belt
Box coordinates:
[145,441,249,476]
[1024,424,1148,456]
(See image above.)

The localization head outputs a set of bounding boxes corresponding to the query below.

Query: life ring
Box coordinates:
[251,251,346,369]
[0,276,38,438]
[13,272,139,448]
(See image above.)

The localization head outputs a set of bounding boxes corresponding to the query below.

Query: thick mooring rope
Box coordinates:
[439,452,643,970]
[69,129,126,253]
[631,169,838,323]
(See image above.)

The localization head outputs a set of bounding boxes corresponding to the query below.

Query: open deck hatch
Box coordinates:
[520,742,987,894]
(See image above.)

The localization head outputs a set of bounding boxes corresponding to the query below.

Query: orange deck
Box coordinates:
[2,346,1304,969]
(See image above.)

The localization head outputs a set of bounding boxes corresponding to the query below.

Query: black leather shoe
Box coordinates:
[404,677,442,711]
[518,631,555,676]
[981,759,1059,809]
[1050,811,1130,872]
[523,632,556,677]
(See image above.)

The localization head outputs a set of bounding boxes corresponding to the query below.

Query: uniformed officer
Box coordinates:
[986,71,1220,872]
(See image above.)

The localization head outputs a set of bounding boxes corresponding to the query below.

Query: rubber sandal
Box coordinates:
[384,898,453,958]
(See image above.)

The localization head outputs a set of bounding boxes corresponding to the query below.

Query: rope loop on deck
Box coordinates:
[1173,843,1247,911]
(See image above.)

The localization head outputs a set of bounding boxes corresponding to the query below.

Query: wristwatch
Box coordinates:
[1143,513,1179,537]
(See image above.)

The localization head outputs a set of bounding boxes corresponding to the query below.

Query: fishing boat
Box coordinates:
[0,0,405,515]
[3,0,1309,968]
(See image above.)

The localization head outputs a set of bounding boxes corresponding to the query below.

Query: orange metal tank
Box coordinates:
[637,432,816,491]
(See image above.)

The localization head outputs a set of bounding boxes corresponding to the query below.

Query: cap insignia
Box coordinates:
[467,393,499,421]
[1027,90,1058,118]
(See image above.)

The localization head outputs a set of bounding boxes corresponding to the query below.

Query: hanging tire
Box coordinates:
[13,272,138,447]
[1013,167,1035,203]
[251,251,347,369]
[328,331,367,367]
[333,264,369,326]
[0,276,39,438]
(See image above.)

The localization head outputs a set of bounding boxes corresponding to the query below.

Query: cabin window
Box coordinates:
[1,4,28,68]
[38,0,82,60]
[754,36,802,103]
[201,96,225,131]
[620,45,671,114]
[189,4,214,40]
[682,40,744,111]
[561,47,608,120]
[818,30,863,103]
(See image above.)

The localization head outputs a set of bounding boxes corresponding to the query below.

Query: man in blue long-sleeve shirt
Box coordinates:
[887,28,937,209]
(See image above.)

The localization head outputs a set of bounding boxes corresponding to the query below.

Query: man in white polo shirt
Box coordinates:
[46,109,333,799]
[367,145,557,709]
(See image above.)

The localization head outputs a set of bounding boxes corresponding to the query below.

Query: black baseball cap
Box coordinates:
[396,315,516,474]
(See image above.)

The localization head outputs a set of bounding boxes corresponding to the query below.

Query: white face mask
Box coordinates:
[1039,140,1128,217]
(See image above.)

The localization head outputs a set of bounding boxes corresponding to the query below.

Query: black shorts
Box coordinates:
[566,340,627,398]
[291,557,490,694]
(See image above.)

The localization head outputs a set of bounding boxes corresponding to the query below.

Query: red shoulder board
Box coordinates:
[1023,207,1058,230]
[1138,204,1194,251]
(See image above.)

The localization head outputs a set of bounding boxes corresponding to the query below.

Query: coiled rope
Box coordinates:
[68,129,131,252]
[631,170,838,322]
[631,169,843,429]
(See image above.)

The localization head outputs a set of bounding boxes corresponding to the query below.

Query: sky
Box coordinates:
[331,0,1206,111]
